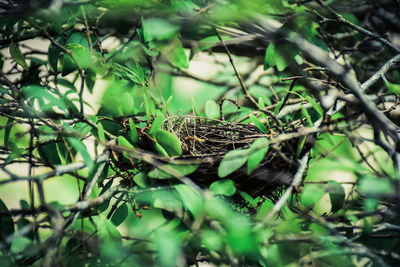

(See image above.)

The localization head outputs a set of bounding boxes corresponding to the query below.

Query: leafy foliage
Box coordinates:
[1,0,400,266]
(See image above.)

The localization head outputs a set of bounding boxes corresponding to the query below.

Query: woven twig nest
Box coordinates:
[112,115,305,203]
[163,115,302,201]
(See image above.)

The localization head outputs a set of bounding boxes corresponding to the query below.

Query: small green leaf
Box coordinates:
[175,184,203,218]
[305,95,323,117]
[68,138,93,167]
[249,114,268,134]
[121,92,135,115]
[66,43,90,69]
[386,81,400,95]
[163,39,188,69]
[148,163,199,179]
[210,179,236,196]
[86,68,96,93]
[205,99,220,119]
[117,136,134,149]
[155,229,181,267]
[96,215,121,241]
[149,111,165,135]
[300,184,325,207]
[96,180,113,213]
[154,129,182,157]
[153,142,169,157]
[111,63,144,85]
[117,135,135,159]
[97,122,106,143]
[48,43,61,72]
[218,149,248,178]
[111,203,128,226]
[264,42,287,71]
[247,138,269,174]
[142,18,179,42]
[327,181,345,212]
[22,85,67,112]
[128,119,139,144]
[0,198,14,250]
[10,42,29,70]
[38,142,61,165]
[273,97,285,115]
[198,35,220,51]
[300,105,313,126]
[133,172,149,188]
[359,176,394,197]
[258,97,265,109]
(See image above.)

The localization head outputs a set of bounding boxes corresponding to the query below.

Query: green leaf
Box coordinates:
[205,99,220,119]
[133,172,149,188]
[301,105,313,126]
[386,81,400,95]
[48,43,61,72]
[66,43,90,69]
[85,68,96,93]
[117,136,134,149]
[38,142,61,165]
[359,176,394,197]
[148,163,199,179]
[111,63,145,86]
[264,42,287,71]
[142,18,179,42]
[10,42,29,70]
[258,97,265,109]
[22,85,67,112]
[96,215,121,241]
[68,137,93,167]
[175,184,203,218]
[247,138,269,174]
[300,184,325,207]
[67,32,89,49]
[218,149,248,178]
[305,95,323,117]
[96,180,113,213]
[97,122,106,143]
[149,110,165,135]
[154,129,182,157]
[117,135,135,159]
[201,230,223,251]
[121,92,135,115]
[210,179,236,196]
[198,35,220,51]
[0,198,14,250]
[61,32,90,76]
[111,203,128,226]
[128,119,139,144]
[249,114,268,134]
[153,142,169,157]
[154,229,181,267]
[327,181,345,213]
[153,190,182,212]
[163,39,188,69]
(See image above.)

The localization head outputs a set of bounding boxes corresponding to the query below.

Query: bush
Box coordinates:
[1,0,400,266]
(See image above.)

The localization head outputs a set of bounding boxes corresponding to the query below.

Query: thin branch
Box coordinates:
[215,29,258,107]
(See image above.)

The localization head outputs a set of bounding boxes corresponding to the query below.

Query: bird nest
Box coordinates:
[113,115,306,203]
